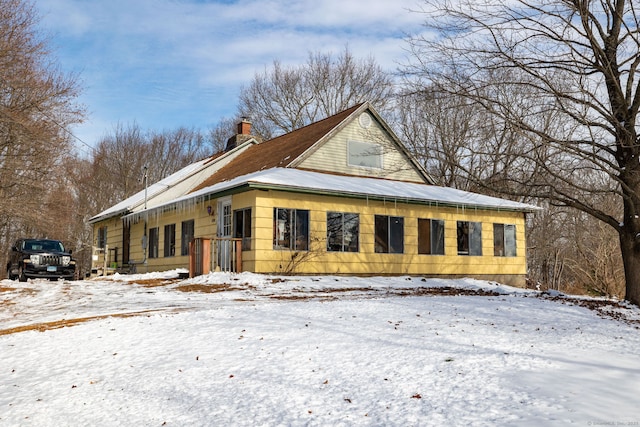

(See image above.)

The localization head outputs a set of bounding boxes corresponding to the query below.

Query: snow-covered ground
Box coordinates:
[1,271,639,426]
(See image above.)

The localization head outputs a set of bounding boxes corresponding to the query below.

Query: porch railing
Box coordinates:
[189,237,243,277]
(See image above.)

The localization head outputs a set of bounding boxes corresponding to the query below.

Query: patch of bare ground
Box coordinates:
[268,286,500,301]
[269,286,378,301]
[0,309,184,336]
[540,293,640,327]
[127,278,184,287]
[270,294,338,301]
[0,286,38,298]
[393,287,501,297]
[174,283,251,293]
[309,287,376,293]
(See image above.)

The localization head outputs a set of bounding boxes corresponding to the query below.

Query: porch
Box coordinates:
[189,237,243,277]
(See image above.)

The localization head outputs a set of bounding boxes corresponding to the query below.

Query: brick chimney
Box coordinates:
[225,117,253,152]
[238,118,251,135]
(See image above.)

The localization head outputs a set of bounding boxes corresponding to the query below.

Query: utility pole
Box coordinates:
[143,166,148,210]
[143,166,148,273]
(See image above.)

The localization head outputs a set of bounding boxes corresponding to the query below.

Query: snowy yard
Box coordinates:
[1,272,639,426]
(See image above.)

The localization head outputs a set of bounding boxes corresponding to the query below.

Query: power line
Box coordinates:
[31,104,97,156]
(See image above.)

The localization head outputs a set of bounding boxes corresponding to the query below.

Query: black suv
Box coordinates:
[7,239,76,281]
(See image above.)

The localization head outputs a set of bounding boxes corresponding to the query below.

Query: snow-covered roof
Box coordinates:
[89,158,212,223]
[130,168,539,218]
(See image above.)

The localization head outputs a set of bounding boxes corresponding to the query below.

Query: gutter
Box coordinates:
[244,182,541,213]
[88,208,130,224]
[123,179,539,220]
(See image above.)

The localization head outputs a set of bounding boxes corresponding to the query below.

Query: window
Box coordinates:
[164,224,176,257]
[494,223,516,257]
[348,140,383,169]
[457,221,482,256]
[327,212,359,252]
[273,208,309,251]
[234,208,252,251]
[97,226,107,249]
[375,215,404,254]
[149,227,159,259]
[418,218,445,255]
[181,220,194,256]
[221,202,232,237]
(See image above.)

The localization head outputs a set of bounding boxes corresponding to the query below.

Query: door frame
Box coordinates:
[217,197,232,270]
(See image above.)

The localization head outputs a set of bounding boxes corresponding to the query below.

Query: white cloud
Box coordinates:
[36,0,428,146]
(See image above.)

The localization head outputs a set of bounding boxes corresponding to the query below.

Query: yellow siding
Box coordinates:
[91,217,124,269]
[97,193,259,273]
[249,189,529,285]
[129,204,208,272]
[93,188,530,286]
[298,112,426,183]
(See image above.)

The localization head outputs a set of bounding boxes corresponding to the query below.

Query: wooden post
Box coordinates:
[188,240,195,278]
[103,244,109,276]
[202,239,211,275]
[235,239,242,272]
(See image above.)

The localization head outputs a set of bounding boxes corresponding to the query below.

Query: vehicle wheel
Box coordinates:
[18,266,27,282]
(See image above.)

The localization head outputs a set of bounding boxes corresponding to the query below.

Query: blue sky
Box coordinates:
[36,0,427,154]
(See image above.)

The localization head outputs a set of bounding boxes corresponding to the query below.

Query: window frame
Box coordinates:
[221,203,232,237]
[234,208,252,251]
[97,226,107,249]
[326,211,360,252]
[273,208,310,251]
[374,215,404,254]
[347,140,383,170]
[494,223,517,257]
[418,218,445,255]
[148,227,159,259]
[457,221,482,256]
[164,223,176,257]
[181,219,194,256]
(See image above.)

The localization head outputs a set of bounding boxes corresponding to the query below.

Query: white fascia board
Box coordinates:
[127,168,540,220]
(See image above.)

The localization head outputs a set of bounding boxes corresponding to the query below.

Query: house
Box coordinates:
[89,103,538,286]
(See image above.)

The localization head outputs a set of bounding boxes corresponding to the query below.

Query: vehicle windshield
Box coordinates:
[24,240,65,252]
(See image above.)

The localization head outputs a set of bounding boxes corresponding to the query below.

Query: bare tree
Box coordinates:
[526,204,571,291]
[146,127,209,181]
[206,116,241,154]
[239,47,395,139]
[397,87,624,295]
[566,209,625,297]
[0,0,83,275]
[63,156,99,277]
[89,123,210,211]
[91,122,147,207]
[404,0,640,304]
[396,89,479,190]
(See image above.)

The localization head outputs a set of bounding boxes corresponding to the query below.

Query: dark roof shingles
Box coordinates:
[192,104,362,192]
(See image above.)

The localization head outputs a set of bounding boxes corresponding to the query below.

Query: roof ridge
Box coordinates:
[260,102,364,144]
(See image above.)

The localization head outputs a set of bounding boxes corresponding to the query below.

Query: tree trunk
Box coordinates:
[619,229,640,306]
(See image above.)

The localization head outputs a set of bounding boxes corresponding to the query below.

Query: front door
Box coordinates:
[217,198,232,271]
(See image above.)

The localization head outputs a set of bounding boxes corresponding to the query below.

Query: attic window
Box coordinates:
[358,113,372,129]
[348,140,383,169]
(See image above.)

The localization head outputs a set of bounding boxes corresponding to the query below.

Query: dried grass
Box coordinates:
[174,283,248,293]
[127,278,183,288]
[0,309,182,336]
